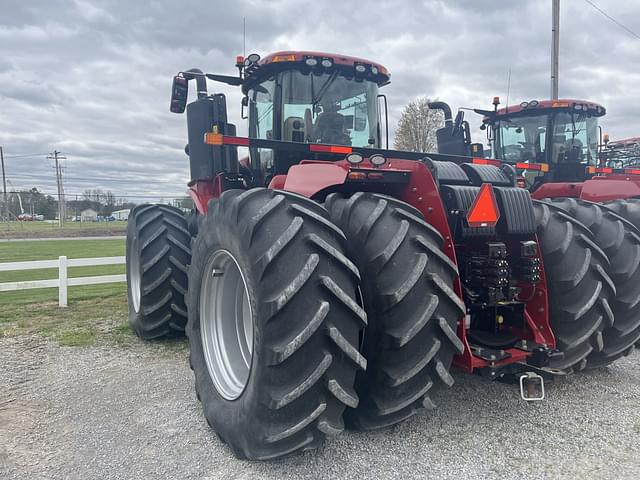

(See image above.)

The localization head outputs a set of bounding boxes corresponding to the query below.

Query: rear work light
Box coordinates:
[467,183,500,228]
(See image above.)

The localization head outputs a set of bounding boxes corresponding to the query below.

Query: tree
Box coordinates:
[394,96,443,153]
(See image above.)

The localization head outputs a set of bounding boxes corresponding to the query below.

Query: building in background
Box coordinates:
[111,208,130,221]
[80,208,97,222]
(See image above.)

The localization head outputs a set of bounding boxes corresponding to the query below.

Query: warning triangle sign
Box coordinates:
[466,183,500,228]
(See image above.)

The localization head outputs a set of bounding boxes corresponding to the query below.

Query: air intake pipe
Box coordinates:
[183,68,208,99]
[428,101,453,127]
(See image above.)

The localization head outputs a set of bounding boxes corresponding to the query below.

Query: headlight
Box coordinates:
[520,101,529,108]
[346,153,364,165]
[321,59,333,68]
[305,58,318,67]
[355,64,366,73]
[371,65,379,75]
[369,154,386,167]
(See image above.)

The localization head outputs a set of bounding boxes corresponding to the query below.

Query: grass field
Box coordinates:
[0,220,127,239]
[0,238,126,304]
[0,237,137,346]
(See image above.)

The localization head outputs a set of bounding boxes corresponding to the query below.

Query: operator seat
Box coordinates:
[314,111,351,146]
[283,116,305,143]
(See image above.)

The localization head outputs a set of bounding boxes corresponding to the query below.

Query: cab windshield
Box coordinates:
[248,70,379,145]
[493,111,599,166]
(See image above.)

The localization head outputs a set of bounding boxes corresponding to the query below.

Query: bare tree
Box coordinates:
[394,96,443,153]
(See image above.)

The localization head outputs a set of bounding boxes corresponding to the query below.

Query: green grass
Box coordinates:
[0,238,124,261]
[1,220,128,232]
[0,292,188,349]
[0,220,127,239]
[0,238,125,305]
[0,237,188,349]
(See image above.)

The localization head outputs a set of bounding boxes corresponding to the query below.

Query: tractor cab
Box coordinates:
[170,51,390,187]
[243,52,389,177]
[480,99,606,186]
[601,136,640,168]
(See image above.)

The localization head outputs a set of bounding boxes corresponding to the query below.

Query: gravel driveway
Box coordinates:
[2,336,639,480]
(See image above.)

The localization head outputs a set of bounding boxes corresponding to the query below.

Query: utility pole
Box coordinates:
[48,150,67,227]
[551,0,560,99]
[0,146,8,224]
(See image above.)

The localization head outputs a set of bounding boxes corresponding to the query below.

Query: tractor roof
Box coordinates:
[609,136,640,147]
[483,98,606,123]
[241,50,390,93]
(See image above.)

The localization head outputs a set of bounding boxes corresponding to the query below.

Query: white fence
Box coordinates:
[0,256,126,307]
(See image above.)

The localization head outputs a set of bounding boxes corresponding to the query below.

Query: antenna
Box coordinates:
[505,68,512,113]
[243,17,246,59]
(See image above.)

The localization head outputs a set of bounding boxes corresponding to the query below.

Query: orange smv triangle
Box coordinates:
[466,183,500,228]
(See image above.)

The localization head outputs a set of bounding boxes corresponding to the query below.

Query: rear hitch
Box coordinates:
[519,372,545,401]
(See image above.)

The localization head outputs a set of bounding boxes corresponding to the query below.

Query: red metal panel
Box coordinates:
[268,174,287,190]
[579,176,640,202]
[187,176,223,215]
[531,182,583,200]
[282,163,349,198]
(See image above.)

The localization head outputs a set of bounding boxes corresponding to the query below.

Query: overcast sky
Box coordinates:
[1,0,639,201]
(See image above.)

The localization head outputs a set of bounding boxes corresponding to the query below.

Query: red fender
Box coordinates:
[580,176,640,202]
[282,162,349,197]
[531,182,583,200]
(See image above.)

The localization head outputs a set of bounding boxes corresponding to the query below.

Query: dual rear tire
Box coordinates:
[186,189,367,460]
[533,198,640,371]
[185,189,463,458]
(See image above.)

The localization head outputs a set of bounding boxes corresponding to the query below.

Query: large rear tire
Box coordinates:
[605,198,640,349]
[126,204,191,339]
[187,188,366,460]
[545,198,640,365]
[325,192,465,430]
[533,200,616,371]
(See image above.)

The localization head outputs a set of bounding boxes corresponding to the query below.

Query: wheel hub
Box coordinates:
[129,235,141,313]
[200,249,253,400]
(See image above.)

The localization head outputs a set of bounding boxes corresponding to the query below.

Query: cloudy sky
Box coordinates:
[1,0,639,201]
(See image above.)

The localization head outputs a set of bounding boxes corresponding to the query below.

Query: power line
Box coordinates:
[4,152,51,159]
[584,0,640,41]
[9,173,182,185]
[8,190,187,199]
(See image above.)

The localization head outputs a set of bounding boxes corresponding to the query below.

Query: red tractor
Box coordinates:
[470,98,640,350]
[125,52,638,460]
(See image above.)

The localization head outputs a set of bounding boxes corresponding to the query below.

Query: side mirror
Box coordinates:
[170,75,189,113]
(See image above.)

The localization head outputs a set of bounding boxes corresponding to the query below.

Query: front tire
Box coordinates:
[187,188,366,460]
[326,192,465,430]
[126,204,191,339]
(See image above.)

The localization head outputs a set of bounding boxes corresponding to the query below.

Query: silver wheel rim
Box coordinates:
[130,235,141,313]
[200,249,253,400]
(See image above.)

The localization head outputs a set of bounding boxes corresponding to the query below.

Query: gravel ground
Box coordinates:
[1,336,639,480]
